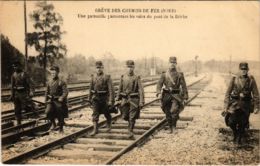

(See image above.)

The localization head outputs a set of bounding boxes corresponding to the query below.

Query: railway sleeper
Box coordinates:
[47,149,116,160]
[141,111,164,115]
[2,122,51,145]
[109,123,152,130]
[65,122,92,128]
[99,128,147,135]
[76,138,133,146]
[115,120,158,126]
[2,121,14,130]
[85,133,141,140]
[139,115,165,119]
[64,143,125,152]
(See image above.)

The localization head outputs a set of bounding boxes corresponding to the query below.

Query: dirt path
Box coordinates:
[115,73,259,165]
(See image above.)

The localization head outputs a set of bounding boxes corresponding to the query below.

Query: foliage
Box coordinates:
[1,35,24,86]
[27,1,66,67]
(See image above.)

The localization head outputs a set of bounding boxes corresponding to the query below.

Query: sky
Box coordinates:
[0,1,259,63]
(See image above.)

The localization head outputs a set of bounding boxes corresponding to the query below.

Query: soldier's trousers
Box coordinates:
[161,97,181,127]
[13,92,29,121]
[92,99,111,123]
[120,101,140,123]
[45,101,64,125]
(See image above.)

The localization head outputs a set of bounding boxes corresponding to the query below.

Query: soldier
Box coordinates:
[45,65,68,133]
[89,61,114,136]
[10,61,35,125]
[223,62,259,135]
[156,57,188,134]
[116,60,145,138]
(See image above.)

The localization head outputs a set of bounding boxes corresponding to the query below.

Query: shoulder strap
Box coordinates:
[21,72,24,78]
[165,70,180,86]
[248,75,254,89]
[134,75,140,92]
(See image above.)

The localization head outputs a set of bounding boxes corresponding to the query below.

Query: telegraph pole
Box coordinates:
[229,55,232,76]
[24,0,28,71]
[195,55,199,77]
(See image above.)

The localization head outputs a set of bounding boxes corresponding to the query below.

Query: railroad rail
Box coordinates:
[1,72,195,102]
[1,78,158,123]
[3,74,210,164]
[1,76,160,102]
[1,79,160,145]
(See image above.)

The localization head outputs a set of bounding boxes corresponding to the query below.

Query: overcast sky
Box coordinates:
[0,1,259,63]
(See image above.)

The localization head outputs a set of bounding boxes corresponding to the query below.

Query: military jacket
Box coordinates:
[89,72,114,104]
[156,69,188,100]
[45,77,68,102]
[117,73,145,105]
[224,74,259,110]
[11,71,34,95]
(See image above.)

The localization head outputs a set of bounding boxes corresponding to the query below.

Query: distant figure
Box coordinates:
[89,61,115,136]
[45,65,68,133]
[156,57,188,134]
[10,60,35,125]
[116,60,145,138]
[223,62,259,143]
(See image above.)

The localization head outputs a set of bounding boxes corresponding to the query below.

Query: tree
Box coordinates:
[1,34,24,86]
[27,1,66,85]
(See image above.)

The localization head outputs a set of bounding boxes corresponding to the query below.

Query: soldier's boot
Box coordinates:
[59,124,64,133]
[167,122,173,134]
[15,114,22,126]
[49,120,57,131]
[168,126,173,134]
[172,116,178,131]
[58,120,64,133]
[128,121,135,138]
[106,121,112,132]
[90,122,98,136]
[17,118,22,126]
[232,130,237,143]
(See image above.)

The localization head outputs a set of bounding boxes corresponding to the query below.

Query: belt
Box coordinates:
[120,92,139,98]
[163,88,180,94]
[14,87,26,91]
[91,90,108,95]
[47,95,59,99]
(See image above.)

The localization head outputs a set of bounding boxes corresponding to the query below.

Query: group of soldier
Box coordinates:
[9,57,259,142]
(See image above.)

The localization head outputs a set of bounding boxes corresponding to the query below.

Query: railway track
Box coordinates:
[2,73,210,164]
[1,79,160,146]
[1,78,158,123]
[1,76,160,102]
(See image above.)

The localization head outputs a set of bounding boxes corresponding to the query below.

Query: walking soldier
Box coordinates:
[45,66,68,132]
[116,60,145,138]
[10,61,35,125]
[223,62,259,130]
[156,57,188,134]
[89,61,115,136]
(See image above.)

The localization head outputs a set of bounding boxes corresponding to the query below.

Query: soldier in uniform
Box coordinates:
[45,66,68,132]
[116,60,145,138]
[10,61,35,125]
[89,61,114,136]
[156,57,188,134]
[223,62,259,141]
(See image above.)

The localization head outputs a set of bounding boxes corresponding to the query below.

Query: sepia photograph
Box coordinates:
[0,0,259,165]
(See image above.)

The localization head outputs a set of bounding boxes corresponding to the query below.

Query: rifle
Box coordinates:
[82,99,93,106]
[170,94,182,103]
[31,99,45,106]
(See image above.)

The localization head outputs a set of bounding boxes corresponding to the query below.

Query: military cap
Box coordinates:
[50,65,60,72]
[126,60,135,67]
[95,61,103,68]
[239,62,249,70]
[169,57,177,63]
